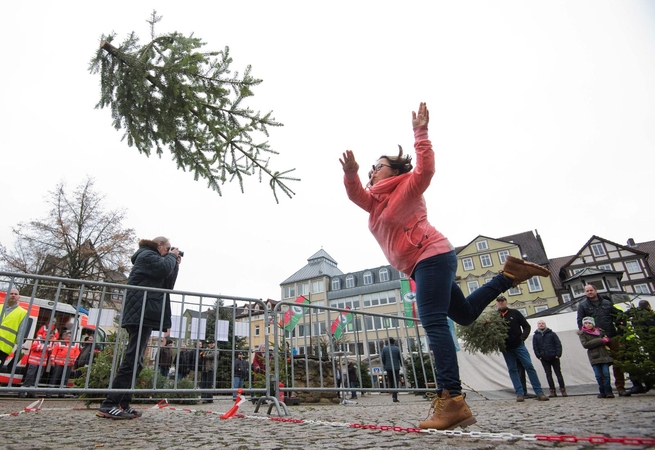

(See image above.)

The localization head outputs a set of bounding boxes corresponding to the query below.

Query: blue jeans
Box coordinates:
[592,363,612,396]
[502,343,544,396]
[350,381,358,399]
[413,251,513,395]
[233,376,244,399]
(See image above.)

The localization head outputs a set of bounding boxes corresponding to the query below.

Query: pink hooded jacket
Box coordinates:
[343,126,453,276]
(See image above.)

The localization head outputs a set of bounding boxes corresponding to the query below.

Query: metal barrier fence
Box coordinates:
[270,301,438,405]
[1,272,440,416]
[0,271,290,414]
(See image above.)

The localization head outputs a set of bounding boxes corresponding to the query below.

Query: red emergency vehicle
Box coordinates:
[0,291,107,386]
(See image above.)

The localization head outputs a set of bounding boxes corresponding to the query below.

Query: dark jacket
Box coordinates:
[532,328,562,360]
[500,308,530,350]
[174,349,190,377]
[578,328,613,365]
[233,357,250,378]
[158,346,173,370]
[381,344,402,372]
[121,240,178,331]
[576,297,620,337]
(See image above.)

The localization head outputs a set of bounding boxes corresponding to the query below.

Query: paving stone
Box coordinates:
[1,392,653,449]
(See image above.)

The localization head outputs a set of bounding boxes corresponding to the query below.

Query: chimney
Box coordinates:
[627,238,636,247]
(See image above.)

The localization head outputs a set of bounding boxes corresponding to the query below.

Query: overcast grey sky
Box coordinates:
[1,1,654,303]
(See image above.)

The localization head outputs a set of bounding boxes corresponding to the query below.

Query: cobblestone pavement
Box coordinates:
[1,392,654,450]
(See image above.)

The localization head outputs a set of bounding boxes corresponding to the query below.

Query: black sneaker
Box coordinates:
[96,406,135,420]
[123,406,143,418]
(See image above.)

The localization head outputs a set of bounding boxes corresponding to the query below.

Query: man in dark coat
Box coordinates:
[532,319,567,397]
[497,296,549,402]
[97,237,180,419]
[381,337,403,403]
[576,284,629,396]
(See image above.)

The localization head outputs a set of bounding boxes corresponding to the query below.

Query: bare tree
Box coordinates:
[0,177,135,307]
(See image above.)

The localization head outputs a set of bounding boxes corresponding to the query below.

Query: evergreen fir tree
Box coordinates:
[615,307,655,387]
[456,311,509,355]
[89,11,298,202]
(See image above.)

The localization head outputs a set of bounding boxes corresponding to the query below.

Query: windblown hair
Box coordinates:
[380,145,413,174]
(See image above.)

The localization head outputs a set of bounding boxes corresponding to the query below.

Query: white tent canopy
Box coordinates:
[457,297,654,400]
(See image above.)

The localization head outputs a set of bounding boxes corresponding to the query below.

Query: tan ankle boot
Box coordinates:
[560,387,568,397]
[501,256,551,287]
[418,390,477,430]
[549,388,557,397]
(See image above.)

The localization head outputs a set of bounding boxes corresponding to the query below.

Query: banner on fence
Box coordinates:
[331,307,353,339]
[400,279,418,327]
[280,295,309,331]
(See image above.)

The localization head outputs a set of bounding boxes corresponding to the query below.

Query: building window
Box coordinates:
[508,286,521,296]
[527,276,543,293]
[517,308,528,317]
[498,250,509,264]
[571,283,585,296]
[331,278,341,291]
[462,258,474,271]
[598,264,612,271]
[363,271,373,285]
[311,280,325,294]
[298,283,309,296]
[591,243,606,256]
[379,268,389,282]
[476,240,489,251]
[562,293,571,303]
[534,305,549,314]
[480,254,492,268]
[634,284,650,294]
[607,278,620,290]
[399,272,407,279]
[254,325,260,336]
[625,260,641,274]
[283,286,295,299]
[345,275,355,288]
[467,281,479,294]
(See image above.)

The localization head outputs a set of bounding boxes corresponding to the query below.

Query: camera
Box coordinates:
[170,247,184,257]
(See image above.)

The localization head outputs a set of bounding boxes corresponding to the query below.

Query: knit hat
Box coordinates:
[582,316,595,326]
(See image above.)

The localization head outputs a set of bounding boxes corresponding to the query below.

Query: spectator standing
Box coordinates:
[532,319,567,397]
[73,334,96,379]
[21,326,57,397]
[347,361,358,399]
[496,296,549,402]
[381,338,403,403]
[576,285,629,396]
[97,237,180,419]
[174,344,190,381]
[0,288,28,369]
[232,351,249,400]
[579,316,614,398]
[158,339,173,378]
[200,341,217,403]
[49,331,80,396]
[251,344,268,375]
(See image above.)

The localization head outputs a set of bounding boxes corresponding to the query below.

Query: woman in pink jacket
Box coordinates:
[339,102,550,430]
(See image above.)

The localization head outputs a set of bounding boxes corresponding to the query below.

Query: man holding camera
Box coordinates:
[97,236,181,420]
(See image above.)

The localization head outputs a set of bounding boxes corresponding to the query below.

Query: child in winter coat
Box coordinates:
[578,316,614,398]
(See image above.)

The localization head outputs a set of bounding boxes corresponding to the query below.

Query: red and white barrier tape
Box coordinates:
[3,393,654,446]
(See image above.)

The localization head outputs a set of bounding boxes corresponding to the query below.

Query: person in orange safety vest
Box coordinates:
[20,325,58,397]
[49,330,80,395]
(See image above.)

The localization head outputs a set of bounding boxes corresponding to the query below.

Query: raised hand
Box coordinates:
[339,150,359,172]
[412,102,429,128]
